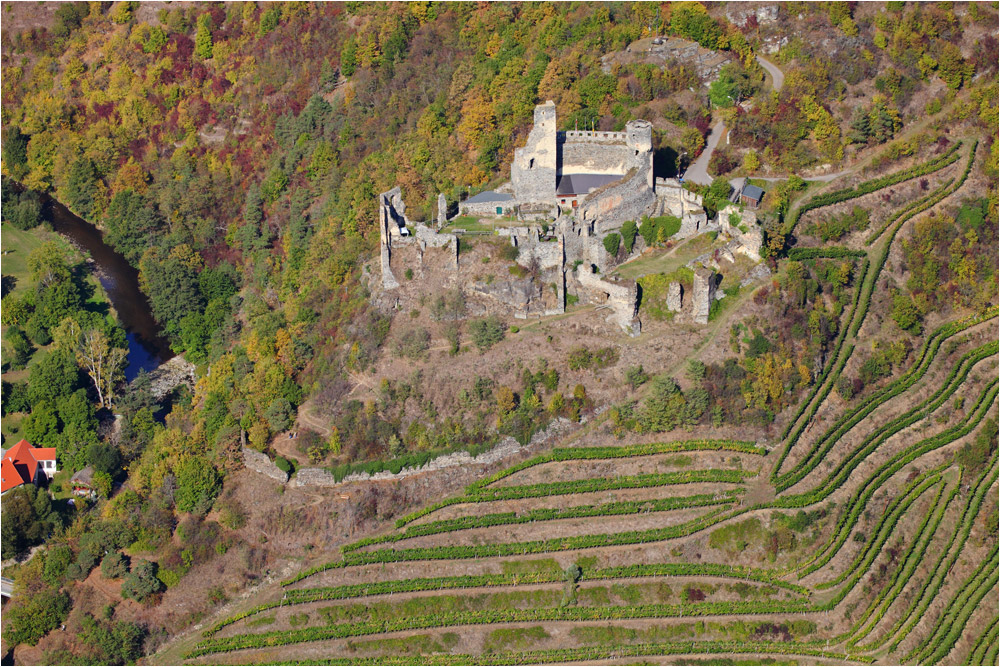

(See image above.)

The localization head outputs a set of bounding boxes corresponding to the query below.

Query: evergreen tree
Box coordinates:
[65,157,98,218]
[195,13,213,59]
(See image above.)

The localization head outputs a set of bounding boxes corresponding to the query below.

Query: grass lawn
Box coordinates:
[442,216,493,233]
[612,234,719,281]
[1,222,75,298]
[49,469,73,500]
[2,411,26,446]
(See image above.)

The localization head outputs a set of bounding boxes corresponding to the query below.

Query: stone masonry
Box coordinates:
[437,193,447,227]
[242,447,289,483]
[373,102,764,332]
[667,282,683,312]
[692,268,716,325]
[576,267,641,336]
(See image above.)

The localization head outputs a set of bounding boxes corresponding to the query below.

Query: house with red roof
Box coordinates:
[1,440,58,495]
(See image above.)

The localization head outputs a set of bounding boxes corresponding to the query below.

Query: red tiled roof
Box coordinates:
[1,456,30,493]
[1,440,43,493]
[34,447,57,461]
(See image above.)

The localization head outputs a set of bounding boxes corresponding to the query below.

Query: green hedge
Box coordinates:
[189,601,818,658]
[815,473,944,593]
[880,463,998,653]
[965,615,999,666]
[343,491,741,553]
[790,378,998,577]
[467,440,764,494]
[398,439,763,529]
[776,330,997,491]
[782,141,962,236]
[247,641,873,665]
[216,561,808,637]
[470,469,751,503]
[910,548,1000,664]
[786,247,866,260]
[283,507,743,586]
[845,483,957,647]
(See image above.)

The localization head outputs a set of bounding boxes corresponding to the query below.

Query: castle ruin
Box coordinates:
[375,102,764,334]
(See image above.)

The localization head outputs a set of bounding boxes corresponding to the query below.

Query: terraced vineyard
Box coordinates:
[173,141,997,665]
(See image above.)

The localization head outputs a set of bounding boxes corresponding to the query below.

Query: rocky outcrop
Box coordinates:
[143,355,196,400]
[740,262,772,288]
[692,268,716,325]
[242,447,288,483]
[726,5,779,27]
[470,276,541,312]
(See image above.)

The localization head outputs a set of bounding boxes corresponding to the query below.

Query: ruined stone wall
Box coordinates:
[378,187,403,289]
[718,205,764,261]
[579,154,656,233]
[510,229,563,271]
[511,101,558,203]
[576,268,641,335]
[560,142,635,175]
[692,268,716,325]
[437,193,447,227]
[654,178,709,237]
[243,447,289,483]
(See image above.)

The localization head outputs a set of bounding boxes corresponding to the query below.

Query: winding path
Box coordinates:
[756,55,784,92]
[684,55,786,187]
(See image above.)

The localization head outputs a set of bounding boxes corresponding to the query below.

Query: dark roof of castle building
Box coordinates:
[556,173,622,196]
[465,190,514,204]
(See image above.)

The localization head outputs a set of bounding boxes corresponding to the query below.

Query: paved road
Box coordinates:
[683,56,784,187]
[756,55,784,92]
[728,169,854,194]
[684,120,726,186]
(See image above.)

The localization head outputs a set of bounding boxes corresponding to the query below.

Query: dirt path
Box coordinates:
[294,400,332,436]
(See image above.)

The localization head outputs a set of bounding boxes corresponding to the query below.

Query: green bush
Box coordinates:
[603,233,621,256]
[3,587,71,646]
[120,559,163,602]
[621,220,638,254]
[101,551,129,579]
[468,316,506,351]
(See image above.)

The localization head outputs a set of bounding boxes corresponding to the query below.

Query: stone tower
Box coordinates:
[511,101,558,203]
[625,119,653,154]
[626,119,654,188]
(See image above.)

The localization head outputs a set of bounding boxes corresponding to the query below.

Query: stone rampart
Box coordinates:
[580,155,656,232]
[560,130,628,144]
[242,447,288,483]
[292,419,574,488]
